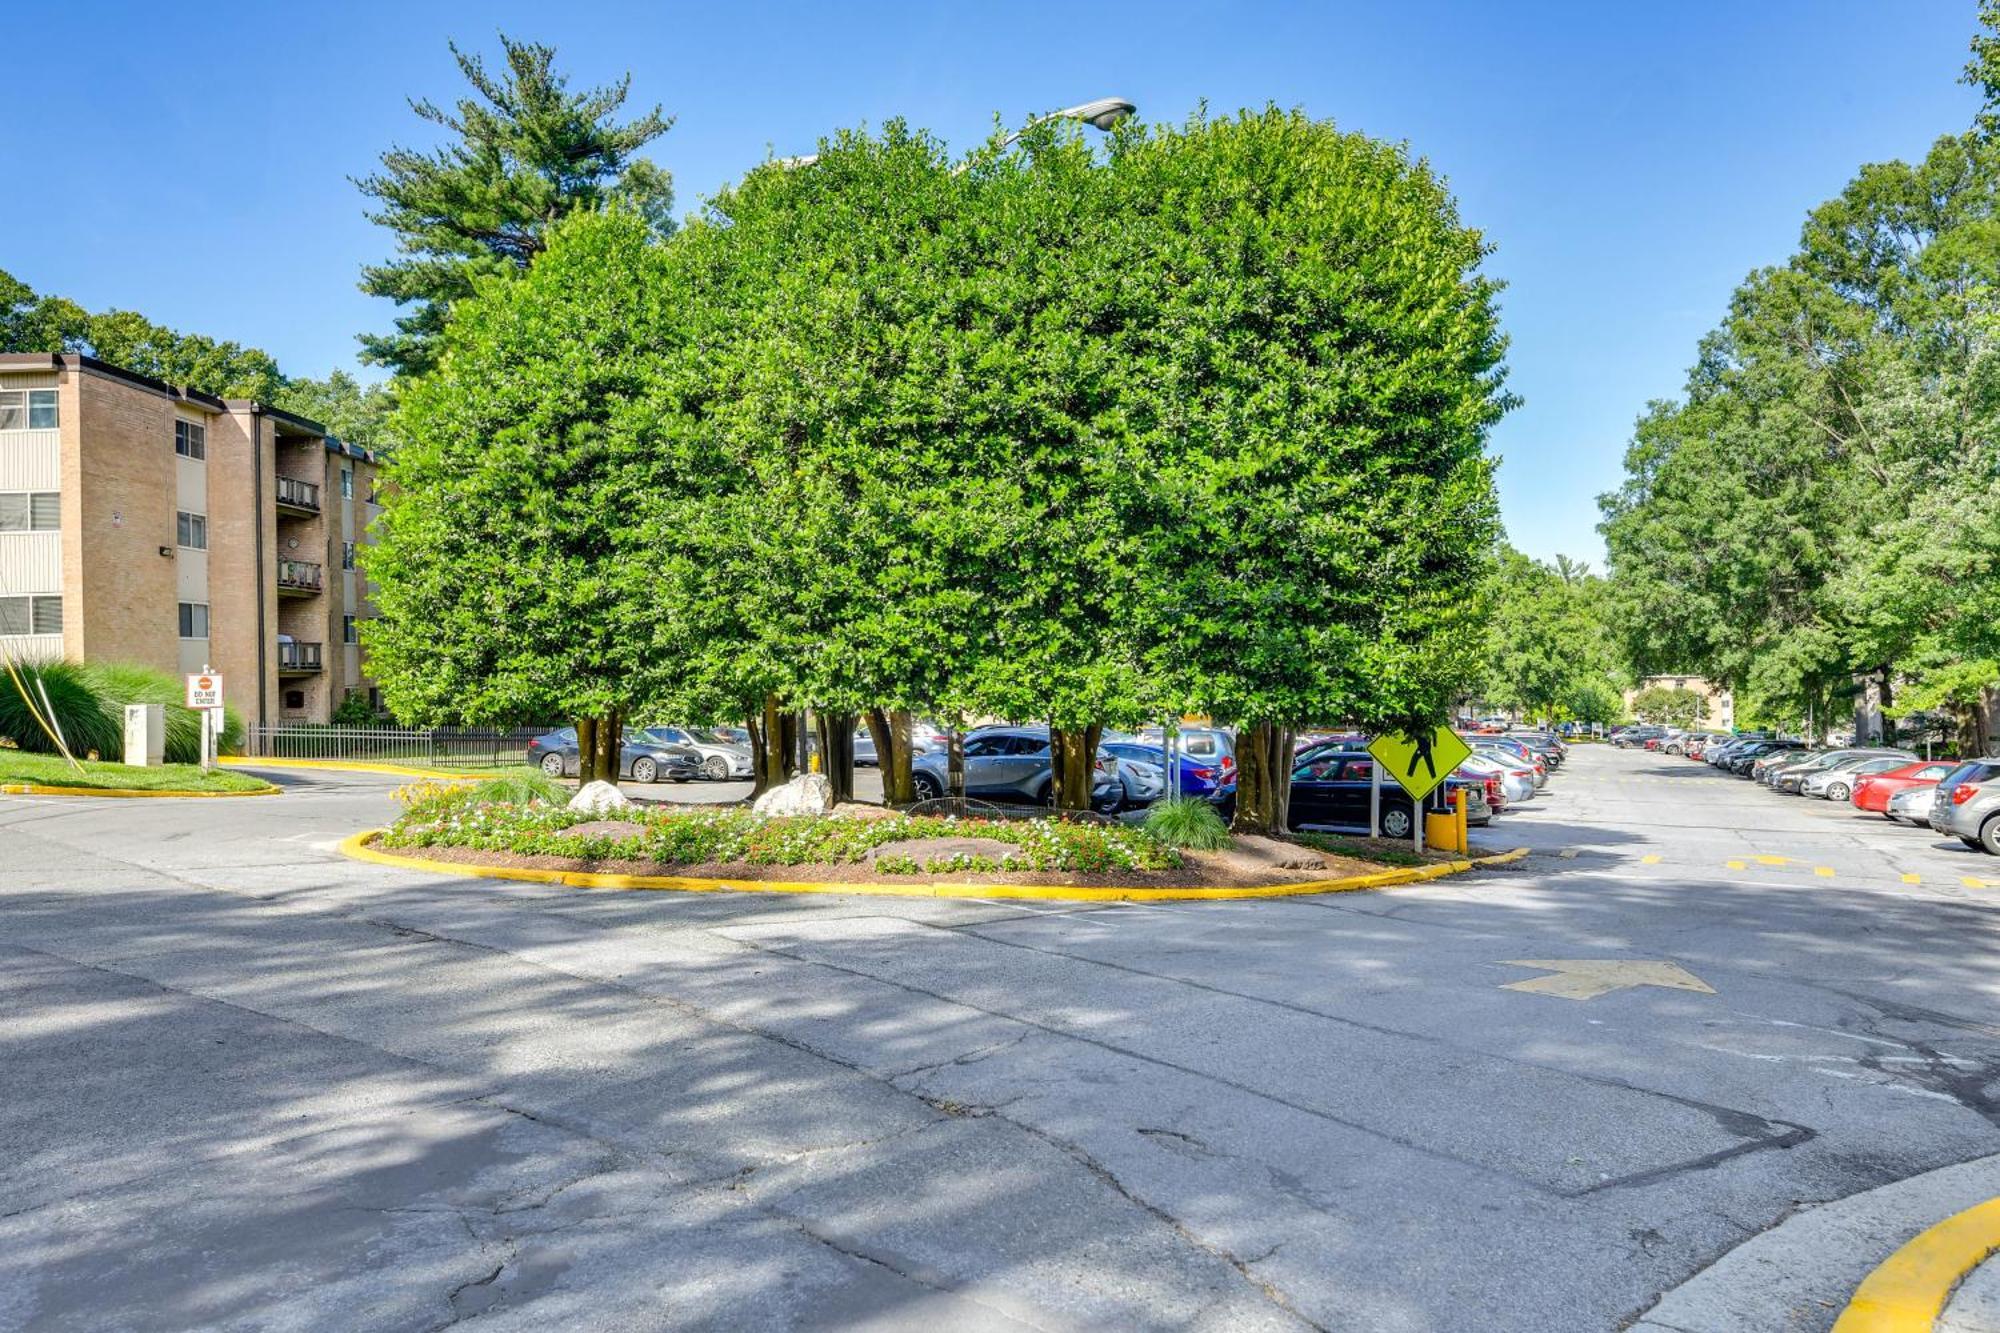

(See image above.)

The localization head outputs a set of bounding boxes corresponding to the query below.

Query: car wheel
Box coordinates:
[701,754,728,781]
[912,773,943,802]
[1827,782,1850,802]
[539,752,565,778]
[1380,807,1413,838]
[632,758,657,784]
[1982,816,2000,856]
[1094,789,1125,816]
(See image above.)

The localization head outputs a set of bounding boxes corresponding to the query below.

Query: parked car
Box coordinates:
[1288,744,1489,836]
[635,726,754,781]
[1101,740,1238,808]
[1885,783,1937,827]
[525,727,701,783]
[1472,737,1548,787]
[1800,755,1920,802]
[1852,760,1958,817]
[1135,726,1239,780]
[908,726,1124,813]
[1928,759,2000,850]
[1614,725,1667,749]
[1114,756,1167,808]
[1774,749,1914,794]
[1460,752,1534,805]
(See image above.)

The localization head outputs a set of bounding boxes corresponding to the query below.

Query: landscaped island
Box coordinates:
[368,777,1497,892]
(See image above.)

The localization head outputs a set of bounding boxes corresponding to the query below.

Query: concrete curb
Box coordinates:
[220,757,483,782]
[1633,1152,2000,1332]
[1834,1195,2000,1331]
[339,830,1532,902]
[0,780,279,799]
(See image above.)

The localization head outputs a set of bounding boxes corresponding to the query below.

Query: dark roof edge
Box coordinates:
[0,351,229,410]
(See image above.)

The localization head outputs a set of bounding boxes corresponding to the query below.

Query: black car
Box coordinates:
[1287,744,1486,838]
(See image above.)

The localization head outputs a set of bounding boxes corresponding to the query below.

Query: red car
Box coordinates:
[1851,760,1958,815]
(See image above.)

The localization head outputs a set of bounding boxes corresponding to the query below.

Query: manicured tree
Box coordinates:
[356,35,675,377]
[1105,109,1511,832]
[365,210,696,782]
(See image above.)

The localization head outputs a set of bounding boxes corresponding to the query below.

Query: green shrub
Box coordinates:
[83,662,244,762]
[466,771,565,806]
[0,660,246,764]
[1144,796,1233,851]
[0,661,121,759]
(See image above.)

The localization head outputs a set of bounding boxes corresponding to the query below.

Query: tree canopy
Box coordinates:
[355,35,675,377]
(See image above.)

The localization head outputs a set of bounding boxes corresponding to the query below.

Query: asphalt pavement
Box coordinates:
[3,746,1997,1331]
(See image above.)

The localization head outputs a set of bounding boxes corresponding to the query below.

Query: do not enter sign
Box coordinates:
[185,673,224,710]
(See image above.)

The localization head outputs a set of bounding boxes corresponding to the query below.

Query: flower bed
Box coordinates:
[381,782,1181,876]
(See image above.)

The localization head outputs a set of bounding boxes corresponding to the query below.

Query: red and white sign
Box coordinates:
[185,673,224,710]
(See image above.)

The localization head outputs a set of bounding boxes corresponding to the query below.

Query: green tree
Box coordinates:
[356,35,675,377]
[0,269,88,352]
[363,209,709,781]
[1629,685,1706,728]
[274,370,399,452]
[1106,109,1511,831]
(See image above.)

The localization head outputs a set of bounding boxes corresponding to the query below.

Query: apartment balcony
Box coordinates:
[277,640,323,674]
[275,476,321,515]
[277,559,323,596]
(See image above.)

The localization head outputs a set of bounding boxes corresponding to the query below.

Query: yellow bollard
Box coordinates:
[1455,789,1469,852]
[1424,807,1459,854]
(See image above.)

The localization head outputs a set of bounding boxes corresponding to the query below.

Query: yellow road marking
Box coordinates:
[1640,854,1661,865]
[1961,877,2000,890]
[1753,855,1792,866]
[1498,959,1716,1001]
[1725,860,1746,871]
[1832,1195,2000,1331]
[1814,866,1835,878]
[1901,874,1921,885]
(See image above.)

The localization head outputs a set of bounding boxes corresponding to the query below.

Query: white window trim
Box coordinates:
[177,601,211,640]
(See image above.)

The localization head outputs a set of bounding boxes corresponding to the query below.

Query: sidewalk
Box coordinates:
[1944,1253,2000,1332]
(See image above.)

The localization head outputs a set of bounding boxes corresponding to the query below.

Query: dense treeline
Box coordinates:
[1599,9,2000,750]
[0,268,397,450]
[365,109,1515,831]
[1480,547,1624,724]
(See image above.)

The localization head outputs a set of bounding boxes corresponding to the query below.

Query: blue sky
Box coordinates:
[0,1,1980,563]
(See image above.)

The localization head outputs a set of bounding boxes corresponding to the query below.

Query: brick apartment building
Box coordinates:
[0,352,383,728]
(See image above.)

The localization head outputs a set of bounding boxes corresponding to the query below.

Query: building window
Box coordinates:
[341,541,357,570]
[0,492,60,531]
[0,595,62,635]
[176,511,208,550]
[177,602,210,639]
[284,689,305,711]
[174,419,206,460]
[340,467,353,500]
[343,615,358,645]
[0,389,58,430]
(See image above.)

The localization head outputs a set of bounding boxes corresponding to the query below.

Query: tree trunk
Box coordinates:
[1048,723,1103,812]
[816,712,857,803]
[947,725,966,801]
[591,708,621,785]
[752,693,789,794]
[1230,722,1294,836]
[574,716,598,787]
[866,708,917,805]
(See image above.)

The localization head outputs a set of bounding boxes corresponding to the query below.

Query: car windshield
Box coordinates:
[686,728,745,746]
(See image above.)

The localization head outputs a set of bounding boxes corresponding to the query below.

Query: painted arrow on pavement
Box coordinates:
[1499,959,1716,1001]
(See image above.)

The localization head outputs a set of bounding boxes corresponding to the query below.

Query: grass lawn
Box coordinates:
[0,750,278,794]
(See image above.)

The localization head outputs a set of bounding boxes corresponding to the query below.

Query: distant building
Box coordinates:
[1624,675,1733,729]
[0,352,383,726]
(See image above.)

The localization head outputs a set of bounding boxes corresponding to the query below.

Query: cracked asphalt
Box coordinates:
[3,745,1998,1331]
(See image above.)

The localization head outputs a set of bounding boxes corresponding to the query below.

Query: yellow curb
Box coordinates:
[1833,1195,2000,1332]
[220,757,483,782]
[0,780,279,799]
[337,831,1530,902]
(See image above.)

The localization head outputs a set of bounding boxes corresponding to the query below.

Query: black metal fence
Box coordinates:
[241,724,557,769]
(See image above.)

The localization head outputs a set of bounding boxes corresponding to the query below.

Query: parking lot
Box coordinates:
[5,744,2000,1330]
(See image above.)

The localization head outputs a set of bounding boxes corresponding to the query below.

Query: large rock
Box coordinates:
[567,781,633,816]
[867,836,1020,868]
[752,773,835,817]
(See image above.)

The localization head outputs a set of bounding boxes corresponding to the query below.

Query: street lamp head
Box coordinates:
[1055,97,1137,132]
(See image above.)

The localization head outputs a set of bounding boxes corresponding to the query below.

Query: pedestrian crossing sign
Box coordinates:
[1367,727,1472,801]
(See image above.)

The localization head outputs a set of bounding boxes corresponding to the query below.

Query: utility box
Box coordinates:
[123,704,165,767]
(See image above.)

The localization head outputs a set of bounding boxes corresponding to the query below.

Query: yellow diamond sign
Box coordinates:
[1367,726,1472,802]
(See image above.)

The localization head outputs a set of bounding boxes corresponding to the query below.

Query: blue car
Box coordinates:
[1101,741,1237,806]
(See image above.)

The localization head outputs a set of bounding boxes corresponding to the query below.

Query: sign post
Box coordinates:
[185,669,224,770]
[1366,726,1472,853]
